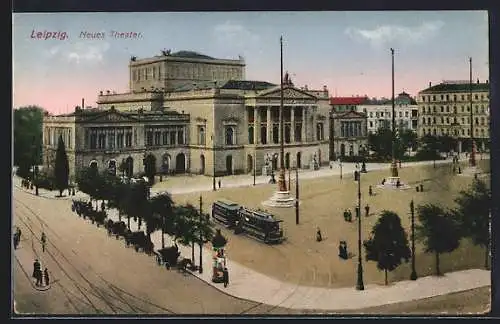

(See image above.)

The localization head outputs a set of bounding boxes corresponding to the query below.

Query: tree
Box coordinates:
[363,211,411,285]
[149,193,175,248]
[211,229,227,249]
[399,129,418,154]
[54,135,69,197]
[368,127,405,160]
[121,181,149,230]
[416,203,461,276]
[14,106,45,169]
[453,179,491,269]
[415,135,441,161]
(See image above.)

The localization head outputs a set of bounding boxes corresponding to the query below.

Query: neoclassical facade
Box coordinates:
[43,51,331,178]
[43,107,190,179]
[417,80,490,151]
[330,110,368,159]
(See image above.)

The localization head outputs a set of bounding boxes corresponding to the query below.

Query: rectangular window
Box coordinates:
[170,132,176,145]
[163,132,168,145]
[154,131,161,146]
[146,131,153,146]
[177,130,184,144]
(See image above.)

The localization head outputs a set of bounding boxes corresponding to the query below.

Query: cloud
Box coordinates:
[44,41,110,65]
[213,21,260,50]
[345,21,445,48]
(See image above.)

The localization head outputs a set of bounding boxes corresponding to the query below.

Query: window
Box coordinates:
[446,94,449,101]
[461,106,464,112]
[428,117,431,124]
[475,117,479,125]
[380,112,384,117]
[440,95,444,100]
[376,112,380,118]
[432,95,436,101]
[441,106,444,113]
[475,106,479,113]
[399,112,402,118]
[446,106,449,112]
[441,117,444,124]
[453,95,457,101]
[170,132,176,145]
[461,117,465,124]
[446,117,449,124]
[125,133,132,147]
[273,126,279,143]
[198,126,206,145]
[369,112,373,118]
[285,125,291,143]
[405,111,409,117]
[108,132,115,149]
[316,123,324,140]
[154,131,161,146]
[90,133,97,149]
[146,131,153,146]
[475,94,478,100]
[461,95,465,101]
[177,130,184,144]
[369,121,374,127]
[225,127,234,145]
[481,94,484,100]
[433,117,436,124]
[163,132,168,145]
[248,126,254,144]
[428,107,431,114]
[260,126,267,144]
[481,117,485,125]
[481,106,485,114]
[433,106,436,113]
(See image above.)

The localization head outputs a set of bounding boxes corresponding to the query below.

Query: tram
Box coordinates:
[211,200,241,228]
[236,208,285,244]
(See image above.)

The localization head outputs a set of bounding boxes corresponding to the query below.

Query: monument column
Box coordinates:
[267,106,272,144]
[291,106,295,142]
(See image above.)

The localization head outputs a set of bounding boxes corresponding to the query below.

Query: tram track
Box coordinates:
[13,196,177,315]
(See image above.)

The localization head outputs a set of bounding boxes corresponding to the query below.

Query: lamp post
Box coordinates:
[354,166,364,290]
[253,150,256,186]
[199,194,203,273]
[212,133,216,191]
[295,167,299,225]
[410,199,417,280]
[339,158,343,179]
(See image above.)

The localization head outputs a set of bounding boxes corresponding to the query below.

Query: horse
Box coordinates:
[177,258,193,273]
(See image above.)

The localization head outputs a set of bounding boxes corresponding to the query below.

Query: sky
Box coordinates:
[13,11,489,114]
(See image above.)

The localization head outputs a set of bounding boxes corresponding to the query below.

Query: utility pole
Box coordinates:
[469,57,476,167]
[295,167,299,225]
[410,199,417,280]
[390,48,398,178]
[199,194,203,273]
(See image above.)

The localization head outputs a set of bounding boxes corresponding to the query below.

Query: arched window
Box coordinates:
[198,127,206,145]
[225,127,234,145]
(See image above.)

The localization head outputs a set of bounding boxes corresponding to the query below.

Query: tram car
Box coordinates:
[236,208,285,244]
[211,200,241,228]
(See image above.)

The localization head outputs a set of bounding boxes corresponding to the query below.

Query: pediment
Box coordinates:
[195,117,207,123]
[257,86,317,100]
[84,111,138,123]
[336,111,366,119]
[222,117,239,123]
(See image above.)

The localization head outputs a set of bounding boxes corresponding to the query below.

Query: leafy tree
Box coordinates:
[120,181,148,230]
[415,135,441,161]
[54,135,69,197]
[212,229,227,249]
[14,106,45,168]
[416,203,461,276]
[453,179,491,269]
[368,127,405,160]
[399,129,418,153]
[363,211,411,285]
[149,193,175,248]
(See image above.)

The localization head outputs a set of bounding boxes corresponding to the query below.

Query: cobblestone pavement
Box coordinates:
[12,156,491,314]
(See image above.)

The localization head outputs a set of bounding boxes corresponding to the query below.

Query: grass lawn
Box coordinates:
[173,160,491,288]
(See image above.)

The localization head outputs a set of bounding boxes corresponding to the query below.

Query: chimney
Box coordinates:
[486,79,489,84]
[82,98,84,110]
[429,82,432,88]
[477,78,480,84]
[323,85,328,92]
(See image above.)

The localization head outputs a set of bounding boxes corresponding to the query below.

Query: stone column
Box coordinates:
[291,107,295,142]
[253,106,259,144]
[302,108,307,142]
[312,107,317,141]
[266,106,272,144]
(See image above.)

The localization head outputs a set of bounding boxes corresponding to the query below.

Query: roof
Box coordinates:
[419,82,489,94]
[330,96,369,105]
[173,80,276,92]
[170,50,215,60]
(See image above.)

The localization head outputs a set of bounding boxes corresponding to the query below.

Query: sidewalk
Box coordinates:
[102,208,490,311]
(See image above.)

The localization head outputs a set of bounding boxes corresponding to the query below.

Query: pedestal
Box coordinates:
[376,176,411,190]
[262,191,296,208]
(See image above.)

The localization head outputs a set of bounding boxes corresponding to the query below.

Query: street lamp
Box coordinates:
[410,199,417,280]
[339,157,343,180]
[199,194,203,273]
[354,166,364,291]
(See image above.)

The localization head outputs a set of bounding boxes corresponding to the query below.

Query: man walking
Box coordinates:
[33,259,42,286]
[44,268,50,286]
[365,204,370,217]
[218,179,221,189]
[222,267,229,288]
[41,232,47,252]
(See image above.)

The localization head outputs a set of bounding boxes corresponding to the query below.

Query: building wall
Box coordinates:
[96,92,164,111]
[417,88,490,141]
[129,56,245,92]
[357,104,419,134]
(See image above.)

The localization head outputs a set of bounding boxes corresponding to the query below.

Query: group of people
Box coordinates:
[338,241,349,260]
[33,259,50,287]
[343,209,353,222]
[21,179,34,190]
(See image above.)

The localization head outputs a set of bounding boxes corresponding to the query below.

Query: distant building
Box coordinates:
[43,51,332,179]
[329,96,369,160]
[417,80,490,152]
[357,92,419,134]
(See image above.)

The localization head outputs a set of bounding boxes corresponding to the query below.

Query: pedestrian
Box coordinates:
[396,179,401,188]
[365,204,370,217]
[399,160,402,168]
[369,185,373,196]
[101,201,105,212]
[419,184,424,192]
[316,227,322,242]
[13,232,19,249]
[381,178,386,185]
[41,232,47,252]
[33,259,42,286]
[222,267,229,288]
[44,268,50,286]
[218,179,221,189]
[347,209,352,222]
[343,209,348,222]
